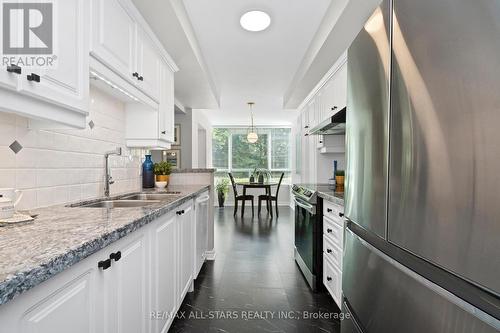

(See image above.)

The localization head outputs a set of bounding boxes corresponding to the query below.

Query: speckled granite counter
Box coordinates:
[298,184,344,206]
[0,185,209,306]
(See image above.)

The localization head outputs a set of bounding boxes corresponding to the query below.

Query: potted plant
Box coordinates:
[335,170,345,187]
[254,168,271,184]
[153,161,172,188]
[216,178,230,207]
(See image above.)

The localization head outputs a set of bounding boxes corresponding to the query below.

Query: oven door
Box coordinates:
[294,196,319,289]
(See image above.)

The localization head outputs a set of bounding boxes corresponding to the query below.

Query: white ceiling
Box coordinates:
[182,0,331,125]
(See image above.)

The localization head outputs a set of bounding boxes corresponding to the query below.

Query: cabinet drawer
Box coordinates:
[323,256,342,308]
[323,235,342,270]
[323,216,344,249]
[323,201,344,225]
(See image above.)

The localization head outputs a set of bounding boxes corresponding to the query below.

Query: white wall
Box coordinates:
[191,109,212,168]
[0,87,141,210]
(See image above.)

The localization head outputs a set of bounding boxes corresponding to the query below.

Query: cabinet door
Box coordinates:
[20,271,94,333]
[136,29,161,101]
[159,62,175,143]
[19,0,89,112]
[114,233,148,333]
[178,204,193,303]
[91,0,136,84]
[150,213,177,333]
[195,194,209,277]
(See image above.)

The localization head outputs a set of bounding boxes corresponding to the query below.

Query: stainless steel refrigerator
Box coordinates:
[342,0,500,331]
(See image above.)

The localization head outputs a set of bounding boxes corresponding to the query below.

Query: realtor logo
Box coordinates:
[1,1,56,68]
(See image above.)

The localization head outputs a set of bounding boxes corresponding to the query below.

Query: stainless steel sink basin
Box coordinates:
[80,200,160,208]
[122,193,181,201]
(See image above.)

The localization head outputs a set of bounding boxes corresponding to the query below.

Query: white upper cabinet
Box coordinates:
[19,0,89,113]
[136,28,161,101]
[0,0,89,128]
[91,0,136,84]
[159,61,175,143]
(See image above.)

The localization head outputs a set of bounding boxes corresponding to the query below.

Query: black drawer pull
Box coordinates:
[161,131,166,135]
[331,106,338,111]
[133,72,139,78]
[110,251,121,262]
[327,276,332,282]
[327,208,333,213]
[327,228,332,233]
[138,76,144,81]
[98,259,111,270]
[27,73,40,82]
[327,249,332,254]
[7,64,21,74]
[339,212,344,217]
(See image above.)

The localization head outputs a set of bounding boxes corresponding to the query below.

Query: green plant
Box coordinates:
[335,170,345,177]
[216,178,230,196]
[252,168,271,180]
[153,161,172,176]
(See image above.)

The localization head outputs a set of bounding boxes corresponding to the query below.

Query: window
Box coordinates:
[212,127,291,183]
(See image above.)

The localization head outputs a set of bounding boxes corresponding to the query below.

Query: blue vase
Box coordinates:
[142,155,155,188]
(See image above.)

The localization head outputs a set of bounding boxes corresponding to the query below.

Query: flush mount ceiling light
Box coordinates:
[240,11,271,32]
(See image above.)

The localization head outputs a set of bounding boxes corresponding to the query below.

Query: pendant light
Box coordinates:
[246,102,258,143]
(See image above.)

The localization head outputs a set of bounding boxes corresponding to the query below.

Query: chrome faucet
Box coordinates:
[104,147,122,197]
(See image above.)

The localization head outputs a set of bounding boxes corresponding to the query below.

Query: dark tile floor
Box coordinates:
[170,207,341,333]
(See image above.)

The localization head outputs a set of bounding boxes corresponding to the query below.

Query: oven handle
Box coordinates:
[293,196,316,215]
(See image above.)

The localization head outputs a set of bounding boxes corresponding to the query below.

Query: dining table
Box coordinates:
[235,181,279,217]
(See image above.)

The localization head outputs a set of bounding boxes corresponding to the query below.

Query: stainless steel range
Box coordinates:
[292,184,322,291]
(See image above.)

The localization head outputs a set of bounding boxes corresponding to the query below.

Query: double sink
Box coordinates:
[75,192,181,208]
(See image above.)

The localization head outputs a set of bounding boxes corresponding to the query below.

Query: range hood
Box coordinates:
[308,107,346,135]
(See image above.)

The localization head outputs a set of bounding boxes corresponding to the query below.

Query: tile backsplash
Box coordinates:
[0,86,141,210]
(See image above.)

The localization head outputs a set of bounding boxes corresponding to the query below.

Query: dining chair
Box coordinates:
[258,172,284,217]
[228,173,254,217]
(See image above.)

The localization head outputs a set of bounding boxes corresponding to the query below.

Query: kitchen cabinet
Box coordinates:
[91,0,137,85]
[150,212,177,333]
[136,28,162,101]
[194,191,210,278]
[159,61,175,143]
[0,0,89,128]
[322,199,345,308]
[177,202,194,304]
[96,232,148,333]
[0,197,201,333]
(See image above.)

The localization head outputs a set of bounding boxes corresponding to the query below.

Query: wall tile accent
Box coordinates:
[0,87,141,210]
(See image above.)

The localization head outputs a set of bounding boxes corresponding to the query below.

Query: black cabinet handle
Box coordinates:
[138,76,144,81]
[133,72,139,78]
[327,228,332,233]
[98,259,111,270]
[327,276,332,282]
[161,131,166,135]
[304,125,309,129]
[327,249,332,254]
[327,208,333,213]
[181,210,185,214]
[27,73,40,82]
[110,251,121,262]
[331,106,338,111]
[305,133,309,137]
[176,211,182,215]
[7,64,21,74]
[339,212,344,217]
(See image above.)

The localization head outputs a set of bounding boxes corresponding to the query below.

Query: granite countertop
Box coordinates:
[171,168,216,173]
[297,183,344,206]
[0,185,209,306]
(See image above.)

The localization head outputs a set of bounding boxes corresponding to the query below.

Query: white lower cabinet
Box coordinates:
[0,196,208,333]
[150,212,177,333]
[322,200,345,309]
[194,192,210,278]
[177,203,194,304]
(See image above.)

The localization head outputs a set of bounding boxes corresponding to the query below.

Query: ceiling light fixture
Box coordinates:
[246,102,258,144]
[240,11,271,32]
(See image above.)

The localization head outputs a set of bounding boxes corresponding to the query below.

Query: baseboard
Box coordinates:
[205,250,216,260]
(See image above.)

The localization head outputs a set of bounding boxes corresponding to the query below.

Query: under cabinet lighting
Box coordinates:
[90,71,139,102]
